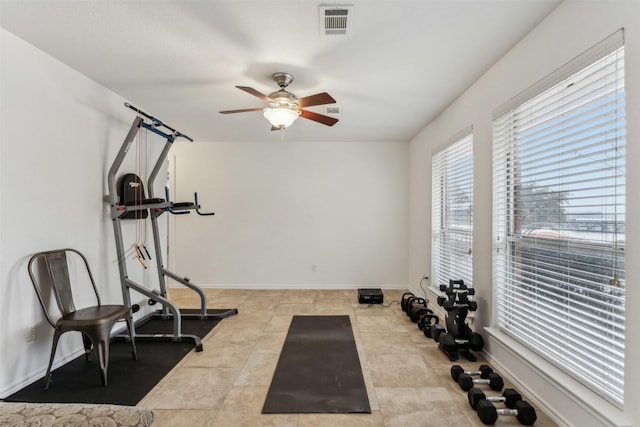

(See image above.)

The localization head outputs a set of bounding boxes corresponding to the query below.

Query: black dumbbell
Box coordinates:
[440,283,467,292]
[429,323,446,341]
[450,364,493,382]
[458,372,503,391]
[446,287,475,296]
[443,300,478,312]
[475,399,537,425]
[467,332,485,351]
[468,387,522,409]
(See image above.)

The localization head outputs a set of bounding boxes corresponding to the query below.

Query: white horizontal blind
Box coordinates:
[432,130,473,288]
[493,31,625,406]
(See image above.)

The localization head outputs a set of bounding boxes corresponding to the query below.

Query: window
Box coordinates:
[432,130,473,288]
[493,31,625,406]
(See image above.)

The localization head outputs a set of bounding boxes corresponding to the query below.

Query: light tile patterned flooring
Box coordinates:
[139,289,559,427]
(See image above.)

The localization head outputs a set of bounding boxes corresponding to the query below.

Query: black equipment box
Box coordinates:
[358,288,384,304]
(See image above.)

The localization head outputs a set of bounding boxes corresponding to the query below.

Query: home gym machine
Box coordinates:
[106,102,237,351]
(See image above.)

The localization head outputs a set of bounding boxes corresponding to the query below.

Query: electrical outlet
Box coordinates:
[423,275,429,280]
[26,327,36,342]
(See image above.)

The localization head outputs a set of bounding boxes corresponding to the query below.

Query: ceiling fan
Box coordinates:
[220,72,339,130]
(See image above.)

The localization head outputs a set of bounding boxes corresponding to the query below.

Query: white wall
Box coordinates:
[169,139,409,289]
[0,29,167,396]
[408,1,639,426]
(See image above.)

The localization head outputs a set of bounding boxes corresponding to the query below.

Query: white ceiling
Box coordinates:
[0,0,561,143]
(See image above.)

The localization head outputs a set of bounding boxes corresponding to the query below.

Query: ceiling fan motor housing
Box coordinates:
[268,89,299,110]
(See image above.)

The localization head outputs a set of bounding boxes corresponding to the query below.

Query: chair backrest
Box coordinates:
[28,249,101,327]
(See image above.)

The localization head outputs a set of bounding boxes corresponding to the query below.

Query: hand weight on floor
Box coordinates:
[450,364,493,382]
[467,387,523,409]
[458,372,504,391]
[475,399,537,425]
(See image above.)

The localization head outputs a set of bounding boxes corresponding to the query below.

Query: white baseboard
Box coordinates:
[0,350,83,399]
[168,283,408,290]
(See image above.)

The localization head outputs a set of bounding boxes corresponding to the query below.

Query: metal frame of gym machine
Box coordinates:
[106,102,237,351]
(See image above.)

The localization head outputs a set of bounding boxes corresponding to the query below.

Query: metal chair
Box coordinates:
[27,248,137,389]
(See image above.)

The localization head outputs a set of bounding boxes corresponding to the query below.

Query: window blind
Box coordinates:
[432,130,473,288]
[492,30,625,406]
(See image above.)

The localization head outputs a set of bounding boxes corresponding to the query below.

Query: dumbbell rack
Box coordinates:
[435,279,483,361]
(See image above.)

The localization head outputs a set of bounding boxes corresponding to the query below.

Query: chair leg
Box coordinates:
[81,333,93,361]
[95,338,109,387]
[44,330,62,389]
[125,314,138,361]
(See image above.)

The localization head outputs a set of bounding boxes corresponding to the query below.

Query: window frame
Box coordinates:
[492,30,626,407]
[431,128,474,290]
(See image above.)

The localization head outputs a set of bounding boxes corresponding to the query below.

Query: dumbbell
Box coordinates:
[429,323,446,341]
[438,332,458,360]
[467,387,522,409]
[466,332,485,351]
[475,399,537,425]
[443,300,478,312]
[440,283,465,292]
[450,364,493,382]
[458,372,504,391]
[446,287,475,296]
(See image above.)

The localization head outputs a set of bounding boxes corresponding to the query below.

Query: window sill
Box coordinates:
[484,327,629,427]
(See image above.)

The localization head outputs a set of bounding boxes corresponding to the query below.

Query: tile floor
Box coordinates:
[138,289,559,427]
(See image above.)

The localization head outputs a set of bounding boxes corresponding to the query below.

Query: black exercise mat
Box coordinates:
[262,315,371,413]
[4,316,223,406]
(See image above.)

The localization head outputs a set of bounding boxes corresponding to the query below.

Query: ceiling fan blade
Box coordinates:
[298,92,336,108]
[299,109,339,126]
[236,86,271,102]
[219,107,264,114]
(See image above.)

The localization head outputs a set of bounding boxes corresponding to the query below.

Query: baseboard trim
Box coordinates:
[169,283,408,290]
[0,350,82,399]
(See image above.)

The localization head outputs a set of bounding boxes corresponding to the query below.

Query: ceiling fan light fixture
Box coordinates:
[263,107,300,129]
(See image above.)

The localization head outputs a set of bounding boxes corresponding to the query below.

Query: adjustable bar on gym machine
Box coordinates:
[124,102,194,142]
[163,186,215,216]
[163,187,190,215]
[194,192,215,216]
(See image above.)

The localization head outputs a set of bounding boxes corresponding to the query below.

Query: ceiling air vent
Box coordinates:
[319,6,353,36]
[325,105,341,115]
